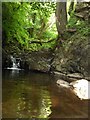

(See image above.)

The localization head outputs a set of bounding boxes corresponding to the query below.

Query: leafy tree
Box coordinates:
[2,2,57,53]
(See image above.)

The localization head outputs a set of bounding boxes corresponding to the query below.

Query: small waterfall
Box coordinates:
[7,56,21,70]
[11,56,19,68]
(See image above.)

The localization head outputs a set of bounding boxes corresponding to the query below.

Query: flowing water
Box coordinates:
[2,70,89,119]
[7,56,21,70]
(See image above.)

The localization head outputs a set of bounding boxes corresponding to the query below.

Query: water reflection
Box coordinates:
[2,70,89,119]
[38,88,52,118]
[16,85,52,118]
[2,70,52,118]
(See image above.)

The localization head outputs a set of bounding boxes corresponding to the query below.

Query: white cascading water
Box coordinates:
[7,56,21,70]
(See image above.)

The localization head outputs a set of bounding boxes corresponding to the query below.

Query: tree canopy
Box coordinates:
[3,2,89,54]
[2,2,58,52]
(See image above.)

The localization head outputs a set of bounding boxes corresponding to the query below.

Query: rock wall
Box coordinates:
[20,50,53,72]
[51,2,90,78]
[52,34,89,77]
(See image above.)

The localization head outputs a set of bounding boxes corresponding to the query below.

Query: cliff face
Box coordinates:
[52,32,89,78]
[20,50,53,73]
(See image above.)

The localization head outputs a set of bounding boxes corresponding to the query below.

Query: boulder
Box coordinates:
[56,79,90,100]
[70,79,90,100]
[56,79,70,88]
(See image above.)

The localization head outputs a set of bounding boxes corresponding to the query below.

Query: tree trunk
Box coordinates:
[56,2,67,38]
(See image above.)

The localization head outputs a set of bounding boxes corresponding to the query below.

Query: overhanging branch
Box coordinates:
[29,39,55,45]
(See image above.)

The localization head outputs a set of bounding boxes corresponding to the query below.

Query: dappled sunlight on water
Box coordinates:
[2,70,89,119]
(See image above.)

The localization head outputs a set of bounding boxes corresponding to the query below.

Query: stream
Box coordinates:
[2,69,89,119]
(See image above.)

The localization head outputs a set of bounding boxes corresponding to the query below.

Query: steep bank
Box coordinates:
[52,2,90,79]
[52,32,89,80]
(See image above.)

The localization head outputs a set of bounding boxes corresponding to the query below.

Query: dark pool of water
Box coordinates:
[2,70,89,119]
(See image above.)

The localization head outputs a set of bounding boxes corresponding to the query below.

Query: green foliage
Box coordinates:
[67,14,77,28]
[67,13,89,36]
[2,2,57,53]
[3,2,30,48]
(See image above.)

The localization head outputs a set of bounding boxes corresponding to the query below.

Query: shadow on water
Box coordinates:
[2,70,89,119]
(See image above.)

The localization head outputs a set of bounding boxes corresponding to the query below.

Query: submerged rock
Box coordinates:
[56,79,70,88]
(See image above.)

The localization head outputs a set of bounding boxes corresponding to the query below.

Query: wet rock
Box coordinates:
[56,79,70,88]
[2,50,12,68]
[3,49,53,72]
[56,79,90,100]
[20,60,29,70]
[52,33,89,78]
[70,79,90,100]
[20,50,53,72]
[67,73,83,79]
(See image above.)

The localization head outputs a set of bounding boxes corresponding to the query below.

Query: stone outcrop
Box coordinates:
[52,33,89,78]
[51,2,90,79]
[2,49,53,73]
[15,49,53,72]
[21,50,53,72]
